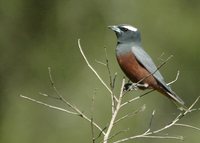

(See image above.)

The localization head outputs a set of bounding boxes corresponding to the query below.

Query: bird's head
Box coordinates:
[108,24,141,44]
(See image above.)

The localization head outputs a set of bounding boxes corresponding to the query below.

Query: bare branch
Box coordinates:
[104,47,116,114]
[38,92,60,100]
[20,94,105,135]
[105,128,129,142]
[20,67,106,136]
[112,72,118,89]
[95,126,108,141]
[95,59,107,66]
[167,70,180,86]
[113,134,183,143]
[20,95,77,115]
[120,89,154,108]
[157,52,165,61]
[113,96,200,143]
[174,123,200,131]
[114,105,146,125]
[151,97,200,135]
[146,110,156,132]
[104,47,113,89]
[91,89,96,143]
[48,67,75,109]
[78,39,115,98]
[103,78,126,143]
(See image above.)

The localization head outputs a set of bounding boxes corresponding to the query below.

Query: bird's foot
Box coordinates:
[124,82,149,91]
[124,83,134,91]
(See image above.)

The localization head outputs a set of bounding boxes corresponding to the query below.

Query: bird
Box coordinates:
[108,24,186,110]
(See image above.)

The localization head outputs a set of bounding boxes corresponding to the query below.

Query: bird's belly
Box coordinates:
[116,52,158,88]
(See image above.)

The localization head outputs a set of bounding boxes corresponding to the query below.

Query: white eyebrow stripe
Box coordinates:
[122,25,138,32]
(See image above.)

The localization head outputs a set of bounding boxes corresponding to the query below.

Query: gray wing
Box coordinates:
[131,46,184,105]
[131,46,167,85]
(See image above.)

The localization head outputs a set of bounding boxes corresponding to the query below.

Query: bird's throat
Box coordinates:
[116,43,133,56]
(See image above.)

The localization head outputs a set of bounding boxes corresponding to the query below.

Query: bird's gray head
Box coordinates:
[108,24,141,44]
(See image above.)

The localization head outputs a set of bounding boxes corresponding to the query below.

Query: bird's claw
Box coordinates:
[123,83,149,91]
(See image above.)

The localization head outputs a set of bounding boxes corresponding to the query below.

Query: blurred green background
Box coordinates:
[1,0,200,143]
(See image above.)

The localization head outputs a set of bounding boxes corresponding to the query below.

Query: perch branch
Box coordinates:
[103,78,125,143]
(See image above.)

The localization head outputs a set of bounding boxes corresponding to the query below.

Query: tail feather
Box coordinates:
[166,91,184,105]
[156,85,187,111]
[166,91,188,111]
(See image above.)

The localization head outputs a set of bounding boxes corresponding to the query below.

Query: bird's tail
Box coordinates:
[157,86,188,111]
[166,91,188,111]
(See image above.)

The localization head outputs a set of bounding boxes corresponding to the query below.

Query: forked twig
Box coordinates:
[78,39,118,103]
[167,70,180,86]
[104,47,116,114]
[103,78,126,143]
[113,96,200,143]
[120,89,154,108]
[20,67,106,136]
[114,105,146,125]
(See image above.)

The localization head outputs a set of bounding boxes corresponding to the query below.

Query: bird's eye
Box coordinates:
[121,27,128,32]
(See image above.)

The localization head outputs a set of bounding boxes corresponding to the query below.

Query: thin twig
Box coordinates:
[96,105,145,141]
[174,123,200,131]
[146,110,156,132]
[91,89,96,143]
[167,70,180,86]
[157,52,165,61]
[113,96,200,143]
[95,126,108,141]
[189,108,200,112]
[112,72,117,89]
[95,59,107,66]
[20,95,77,115]
[78,39,118,103]
[20,94,105,135]
[48,67,75,109]
[152,97,200,134]
[49,67,106,135]
[114,105,146,125]
[104,47,115,114]
[113,134,183,143]
[105,129,129,142]
[38,92,60,100]
[20,67,106,136]
[104,47,113,89]
[120,89,154,108]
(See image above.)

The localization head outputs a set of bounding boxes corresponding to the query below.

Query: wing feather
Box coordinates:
[131,46,184,105]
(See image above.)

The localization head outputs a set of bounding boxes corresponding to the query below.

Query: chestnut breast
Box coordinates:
[116,51,159,89]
